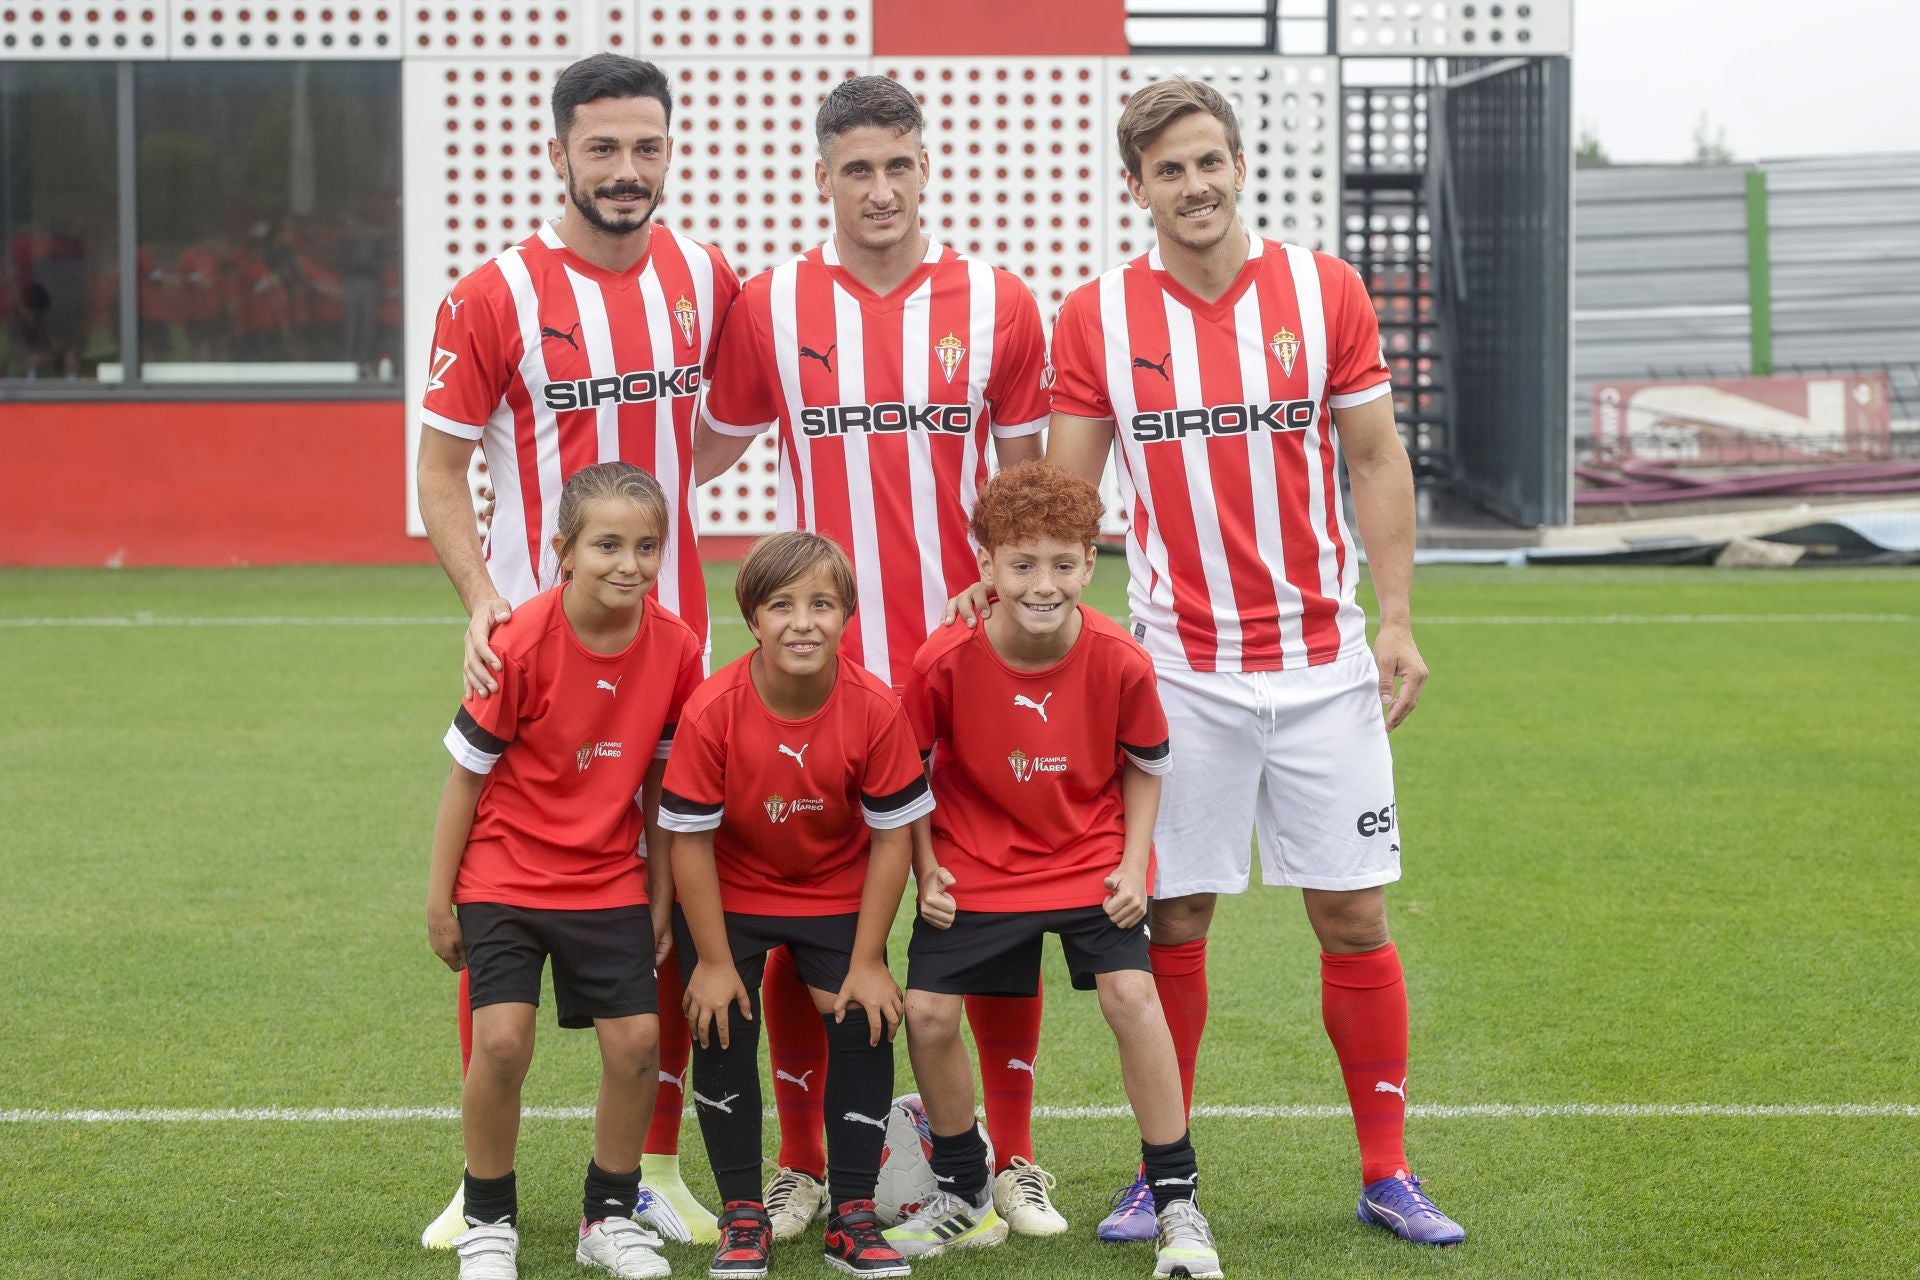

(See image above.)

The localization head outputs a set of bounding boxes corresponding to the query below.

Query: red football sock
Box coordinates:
[1149,938,1209,1118]
[1321,943,1410,1186]
[458,968,473,1076]
[965,988,1043,1170]
[645,951,690,1156]
[764,945,828,1180]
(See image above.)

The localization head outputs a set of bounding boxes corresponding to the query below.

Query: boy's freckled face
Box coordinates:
[980,536,1096,642]
[748,565,850,682]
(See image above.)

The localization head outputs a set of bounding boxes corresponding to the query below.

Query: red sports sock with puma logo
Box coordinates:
[1321,943,1410,1185]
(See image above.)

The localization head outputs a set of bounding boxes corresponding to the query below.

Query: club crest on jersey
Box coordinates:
[674,294,696,345]
[935,331,966,384]
[763,793,826,824]
[1007,749,1068,783]
[1269,327,1300,377]
[427,346,458,394]
[576,740,623,772]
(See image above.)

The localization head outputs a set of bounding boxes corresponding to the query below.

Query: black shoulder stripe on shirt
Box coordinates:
[863,773,931,813]
[1120,738,1171,764]
[659,787,723,818]
[659,721,677,742]
[453,706,510,756]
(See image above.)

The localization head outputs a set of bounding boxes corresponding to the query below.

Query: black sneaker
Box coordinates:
[823,1201,911,1277]
[709,1201,773,1279]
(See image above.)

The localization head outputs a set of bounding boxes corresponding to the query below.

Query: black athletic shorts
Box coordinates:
[906,905,1150,997]
[672,908,863,996]
[458,901,658,1028]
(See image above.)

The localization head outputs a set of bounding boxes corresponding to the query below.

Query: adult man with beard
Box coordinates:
[415,52,737,1267]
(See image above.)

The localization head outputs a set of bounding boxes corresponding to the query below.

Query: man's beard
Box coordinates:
[569,177,663,235]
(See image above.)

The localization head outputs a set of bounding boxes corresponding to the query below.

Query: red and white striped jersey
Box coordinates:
[703,238,1050,691]
[420,222,741,650]
[1049,232,1391,674]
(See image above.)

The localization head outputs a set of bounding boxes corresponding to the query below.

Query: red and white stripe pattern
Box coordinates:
[420,223,738,649]
[1051,233,1389,673]
[705,238,1048,690]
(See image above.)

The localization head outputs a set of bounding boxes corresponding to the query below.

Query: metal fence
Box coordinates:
[1573,153,1920,433]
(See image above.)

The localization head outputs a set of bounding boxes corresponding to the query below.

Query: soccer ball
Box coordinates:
[872,1093,995,1225]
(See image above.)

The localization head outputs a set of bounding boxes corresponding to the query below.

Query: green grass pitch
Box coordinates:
[2,560,1916,1278]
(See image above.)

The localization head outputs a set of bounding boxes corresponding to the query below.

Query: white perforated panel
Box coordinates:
[1337,0,1569,55]
[402,0,628,57]
[669,58,861,536]
[882,59,1106,319]
[1108,57,1340,259]
[169,1,399,56]
[639,0,868,57]
[669,59,861,280]
[1,1,166,56]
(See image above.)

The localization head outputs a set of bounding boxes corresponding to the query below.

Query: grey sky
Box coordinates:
[1574,0,1919,162]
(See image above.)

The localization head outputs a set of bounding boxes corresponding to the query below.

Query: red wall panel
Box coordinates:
[0,401,437,567]
[872,0,1127,55]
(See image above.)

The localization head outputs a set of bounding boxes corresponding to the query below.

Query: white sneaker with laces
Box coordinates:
[577,1216,672,1279]
[1153,1198,1223,1279]
[452,1220,519,1280]
[422,1183,467,1249]
[992,1156,1069,1236]
[762,1162,828,1242]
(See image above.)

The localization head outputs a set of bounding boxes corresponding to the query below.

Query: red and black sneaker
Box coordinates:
[824,1201,911,1277]
[710,1201,773,1279]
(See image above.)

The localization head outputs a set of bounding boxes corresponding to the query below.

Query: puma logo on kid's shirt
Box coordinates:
[777,742,809,767]
[597,678,621,696]
[1132,351,1172,381]
[1013,693,1052,723]
[542,322,582,350]
[799,344,835,372]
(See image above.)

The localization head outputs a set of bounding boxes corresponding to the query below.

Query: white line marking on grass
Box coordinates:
[0,615,468,628]
[1419,614,1915,626]
[5,1102,1915,1124]
[2,612,1912,630]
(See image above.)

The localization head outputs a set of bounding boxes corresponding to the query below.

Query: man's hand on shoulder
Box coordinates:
[465,596,512,698]
[1372,620,1428,732]
[939,583,994,629]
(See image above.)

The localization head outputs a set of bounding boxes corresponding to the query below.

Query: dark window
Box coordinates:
[134,61,401,384]
[1,63,121,381]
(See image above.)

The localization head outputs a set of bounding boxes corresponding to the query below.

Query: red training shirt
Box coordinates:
[444,586,704,910]
[658,651,933,916]
[903,607,1172,912]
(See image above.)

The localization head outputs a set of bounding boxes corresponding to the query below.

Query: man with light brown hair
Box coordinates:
[1046,75,1467,1248]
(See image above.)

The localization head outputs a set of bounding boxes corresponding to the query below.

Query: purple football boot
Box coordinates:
[1095,1174,1157,1243]
[1357,1172,1466,1246]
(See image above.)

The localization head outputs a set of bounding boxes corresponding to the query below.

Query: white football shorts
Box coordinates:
[1151,651,1402,897]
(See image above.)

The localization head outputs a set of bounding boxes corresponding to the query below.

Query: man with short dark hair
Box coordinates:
[694,73,1067,1244]
[1045,75,1467,1249]
[416,50,737,1271]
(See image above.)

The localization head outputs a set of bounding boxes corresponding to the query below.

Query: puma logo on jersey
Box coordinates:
[1374,1077,1407,1101]
[658,1068,686,1089]
[542,322,582,350]
[445,297,464,318]
[596,678,621,696]
[800,343,835,372]
[693,1090,740,1114]
[427,346,458,394]
[1013,693,1053,723]
[1132,351,1172,381]
[776,1068,815,1092]
[843,1110,888,1131]
[777,743,809,768]
[1006,1058,1036,1075]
